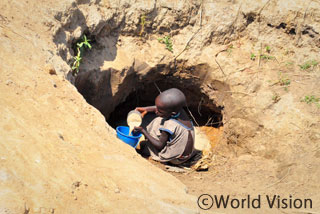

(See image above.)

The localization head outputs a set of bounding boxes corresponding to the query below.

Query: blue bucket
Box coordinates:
[116,126,142,148]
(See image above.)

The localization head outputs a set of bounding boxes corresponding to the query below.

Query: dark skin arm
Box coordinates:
[134,126,169,151]
[135,106,156,117]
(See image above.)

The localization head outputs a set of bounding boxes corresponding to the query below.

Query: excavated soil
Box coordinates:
[1,0,320,213]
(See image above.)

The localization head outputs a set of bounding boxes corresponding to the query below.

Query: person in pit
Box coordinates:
[134,88,195,165]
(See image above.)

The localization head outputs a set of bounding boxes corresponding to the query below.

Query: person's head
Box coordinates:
[155,88,186,118]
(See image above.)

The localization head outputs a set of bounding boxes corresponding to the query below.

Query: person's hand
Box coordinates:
[135,107,148,118]
[133,126,144,133]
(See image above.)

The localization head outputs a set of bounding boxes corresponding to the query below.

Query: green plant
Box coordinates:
[77,35,92,49]
[278,72,290,91]
[139,15,150,36]
[250,53,256,61]
[158,36,173,52]
[227,45,233,56]
[301,95,320,108]
[283,49,290,55]
[299,60,318,71]
[72,35,92,75]
[260,54,275,60]
[285,61,294,67]
[311,60,318,66]
[272,93,281,103]
[265,45,271,53]
[72,49,82,74]
[279,78,291,86]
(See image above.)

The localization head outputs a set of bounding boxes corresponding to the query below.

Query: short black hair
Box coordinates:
[157,88,186,113]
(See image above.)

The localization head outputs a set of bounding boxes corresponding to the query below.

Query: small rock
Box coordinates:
[114,188,120,193]
[72,181,81,189]
[184,187,188,194]
[74,196,77,200]
[5,80,13,85]
[51,80,57,88]
[58,133,64,141]
[195,164,209,171]
[165,165,187,173]
[45,64,56,75]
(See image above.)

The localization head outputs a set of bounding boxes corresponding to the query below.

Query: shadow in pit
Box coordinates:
[107,76,223,129]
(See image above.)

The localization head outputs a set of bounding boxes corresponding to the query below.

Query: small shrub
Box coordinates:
[265,45,271,53]
[301,95,320,108]
[311,60,318,67]
[139,15,150,36]
[283,49,290,55]
[285,61,294,67]
[72,50,82,74]
[227,45,233,56]
[250,53,256,61]
[299,60,318,71]
[272,94,281,103]
[260,54,275,60]
[72,35,92,75]
[301,95,319,104]
[158,36,173,52]
[78,35,92,49]
[278,72,290,91]
[279,78,291,86]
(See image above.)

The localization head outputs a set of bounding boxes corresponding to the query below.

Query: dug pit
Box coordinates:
[59,11,233,173]
[73,61,226,170]
[55,12,232,192]
[52,2,236,193]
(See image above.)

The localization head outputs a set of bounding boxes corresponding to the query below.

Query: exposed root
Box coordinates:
[223,90,253,96]
[175,0,203,60]
[214,45,233,76]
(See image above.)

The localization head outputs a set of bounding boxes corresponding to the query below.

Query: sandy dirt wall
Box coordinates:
[0,0,198,213]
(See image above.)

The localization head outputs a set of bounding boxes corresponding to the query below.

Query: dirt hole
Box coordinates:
[71,33,225,172]
[103,76,225,172]
[107,80,223,130]
[75,70,224,165]
[70,38,226,193]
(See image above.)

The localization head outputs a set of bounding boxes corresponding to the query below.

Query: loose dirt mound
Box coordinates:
[1,0,320,213]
